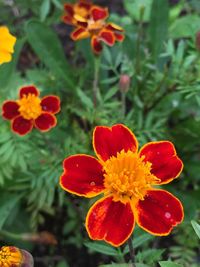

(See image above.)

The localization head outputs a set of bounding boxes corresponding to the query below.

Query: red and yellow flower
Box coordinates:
[62,1,124,54]
[0,26,16,65]
[60,124,184,247]
[2,85,60,136]
[0,246,33,267]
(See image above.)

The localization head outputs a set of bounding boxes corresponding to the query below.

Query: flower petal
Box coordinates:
[106,23,124,32]
[99,30,115,46]
[12,116,33,136]
[139,141,183,184]
[62,14,74,25]
[19,85,39,98]
[2,100,19,120]
[93,124,138,162]
[78,1,92,10]
[70,27,90,41]
[0,51,12,64]
[91,36,103,54]
[91,6,108,21]
[64,3,74,16]
[41,95,60,114]
[34,112,57,132]
[0,26,16,64]
[86,196,135,246]
[134,189,184,236]
[60,155,105,197]
[114,33,125,42]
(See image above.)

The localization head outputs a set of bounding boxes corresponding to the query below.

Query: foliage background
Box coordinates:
[0,0,200,266]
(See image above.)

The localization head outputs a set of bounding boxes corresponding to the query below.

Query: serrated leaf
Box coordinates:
[84,241,118,256]
[77,88,93,109]
[123,234,154,254]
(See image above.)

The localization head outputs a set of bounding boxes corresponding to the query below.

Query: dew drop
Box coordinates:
[165,212,171,219]
[90,181,96,186]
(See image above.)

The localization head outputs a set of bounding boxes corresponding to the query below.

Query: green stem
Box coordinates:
[128,237,136,267]
[121,91,126,120]
[93,56,101,108]
[145,66,169,109]
[0,229,22,240]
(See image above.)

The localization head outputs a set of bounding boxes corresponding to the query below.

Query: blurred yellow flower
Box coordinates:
[0,26,16,65]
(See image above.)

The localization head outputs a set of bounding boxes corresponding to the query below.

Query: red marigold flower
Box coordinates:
[62,0,92,26]
[62,1,125,54]
[0,246,33,267]
[60,124,184,247]
[2,85,60,136]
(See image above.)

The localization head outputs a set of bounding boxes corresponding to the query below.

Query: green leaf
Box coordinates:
[52,0,63,9]
[0,38,24,89]
[149,0,169,60]
[26,20,74,89]
[191,220,200,239]
[0,193,22,230]
[159,261,182,267]
[136,249,164,264]
[40,0,51,21]
[123,233,154,254]
[124,0,153,22]
[56,260,70,267]
[84,241,118,256]
[77,88,93,110]
[99,264,149,267]
[170,15,200,39]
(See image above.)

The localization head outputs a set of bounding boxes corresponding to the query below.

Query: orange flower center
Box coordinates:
[87,19,105,33]
[0,246,22,267]
[17,94,42,120]
[103,150,159,203]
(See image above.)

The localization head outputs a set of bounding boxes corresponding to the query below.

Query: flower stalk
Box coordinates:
[128,237,136,267]
[93,56,101,107]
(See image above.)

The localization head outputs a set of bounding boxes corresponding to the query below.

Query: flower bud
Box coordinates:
[196,31,200,51]
[119,74,131,93]
[0,246,34,267]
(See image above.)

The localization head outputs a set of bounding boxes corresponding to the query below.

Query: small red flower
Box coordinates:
[60,124,184,247]
[2,85,60,136]
[62,1,125,54]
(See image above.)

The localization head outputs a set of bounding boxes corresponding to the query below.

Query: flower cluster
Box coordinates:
[60,124,184,246]
[2,85,60,136]
[0,246,33,267]
[0,26,16,65]
[1,1,185,251]
[62,0,124,54]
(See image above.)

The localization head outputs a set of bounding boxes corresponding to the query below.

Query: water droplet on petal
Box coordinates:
[165,212,171,219]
